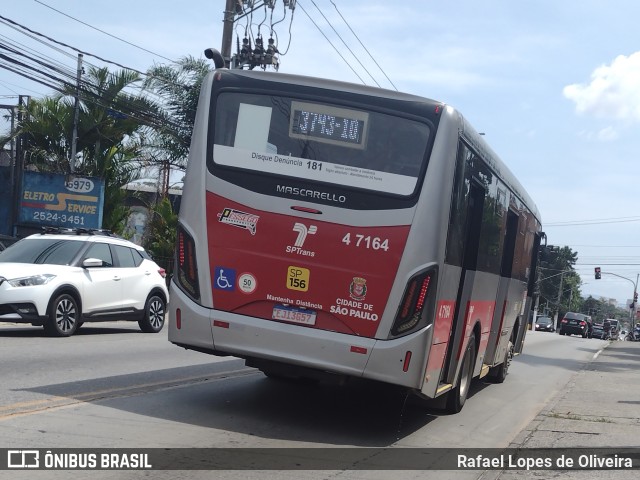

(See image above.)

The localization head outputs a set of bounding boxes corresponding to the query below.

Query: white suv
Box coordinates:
[0,229,169,337]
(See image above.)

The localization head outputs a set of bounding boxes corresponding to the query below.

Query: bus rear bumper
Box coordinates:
[168,283,428,389]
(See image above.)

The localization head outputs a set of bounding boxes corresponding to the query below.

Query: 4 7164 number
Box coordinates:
[341,233,389,251]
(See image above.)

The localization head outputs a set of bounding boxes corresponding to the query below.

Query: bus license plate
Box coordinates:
[272,305,317,326]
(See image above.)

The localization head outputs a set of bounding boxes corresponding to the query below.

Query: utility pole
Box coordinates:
[218,1,289,70]
[221,0,237,67]
[70,53,83,173]
[554,271,564,330]
[632,273,639,323]
[567,286,573,313]
[0,103,17,235]
[12,95,29,236]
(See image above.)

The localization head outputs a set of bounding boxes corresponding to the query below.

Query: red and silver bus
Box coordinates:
[169,68,542,413]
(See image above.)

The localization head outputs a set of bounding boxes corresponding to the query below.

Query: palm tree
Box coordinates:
[12,66,162,233]
[144,56,211,173]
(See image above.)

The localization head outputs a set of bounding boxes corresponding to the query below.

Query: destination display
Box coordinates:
[289,101,368,149]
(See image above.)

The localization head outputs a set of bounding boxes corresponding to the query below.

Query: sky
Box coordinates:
[1,0,640,305]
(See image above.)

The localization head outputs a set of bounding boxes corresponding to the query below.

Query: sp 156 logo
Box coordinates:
[287,266,310,292]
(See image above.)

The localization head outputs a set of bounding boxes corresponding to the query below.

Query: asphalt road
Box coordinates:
[0,322,611,479]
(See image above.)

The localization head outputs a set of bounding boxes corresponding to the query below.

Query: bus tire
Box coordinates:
[490,339,513,384]
[446,334,476,414]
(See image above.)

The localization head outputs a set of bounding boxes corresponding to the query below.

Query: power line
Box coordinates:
[0,42,183,140]
[545,216,640,226]
[308,0,381,88]
[329,0,397,91]
[0,15,188,107]
[33,0,175,63]
[296,1,366,85]
[278,4,296,55]
[576,263,640,266]
[0,14,149,76]
[570,244,640,248]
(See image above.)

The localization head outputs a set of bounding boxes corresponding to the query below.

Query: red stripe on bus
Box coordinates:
[458,300,496,360]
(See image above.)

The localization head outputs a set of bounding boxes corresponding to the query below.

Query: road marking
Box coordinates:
[0,367,258,420]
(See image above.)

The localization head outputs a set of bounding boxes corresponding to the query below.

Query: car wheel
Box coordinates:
[44,293,80,337]
[138,294,166,333]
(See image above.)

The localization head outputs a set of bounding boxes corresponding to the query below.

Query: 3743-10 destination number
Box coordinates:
[289,101,369,149]
[292,109,363,144]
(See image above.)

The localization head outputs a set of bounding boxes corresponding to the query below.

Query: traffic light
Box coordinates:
[595,267,601,280]
[635,292,638,302]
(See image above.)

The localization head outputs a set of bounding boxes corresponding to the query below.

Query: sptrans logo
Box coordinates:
[286,223,317,257]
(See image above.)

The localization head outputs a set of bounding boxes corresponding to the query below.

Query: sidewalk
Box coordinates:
[498,340,640,479]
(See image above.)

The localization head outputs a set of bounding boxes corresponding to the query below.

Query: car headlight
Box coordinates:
[7,274,56,287]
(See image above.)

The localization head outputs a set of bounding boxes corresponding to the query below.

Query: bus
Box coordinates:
[169,68,542,413]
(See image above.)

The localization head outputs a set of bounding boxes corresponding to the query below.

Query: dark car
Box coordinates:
[559,312,592,337]
[590,324,610,340]
[535,316,555,332]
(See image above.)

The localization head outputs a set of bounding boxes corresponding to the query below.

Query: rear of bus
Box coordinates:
[169,69,446,390]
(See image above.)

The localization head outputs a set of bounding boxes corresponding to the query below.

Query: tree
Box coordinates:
[143,56,211,174]
[60,66,163,178]
[538,245,582,318]
[142,196,178,279]
[579,295,628,323]
[10,66,161,233]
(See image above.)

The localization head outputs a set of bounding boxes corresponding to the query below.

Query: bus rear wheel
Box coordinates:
[446,334,476,414]
[490,339,513,384]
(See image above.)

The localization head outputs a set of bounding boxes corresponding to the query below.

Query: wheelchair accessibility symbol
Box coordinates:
[214,267,236,291]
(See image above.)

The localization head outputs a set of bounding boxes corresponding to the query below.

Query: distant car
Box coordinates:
[559,312,592,337]
[605,319,620,339]
[535,316,555,332]
[0,228,169,337]
[590,324,610,340]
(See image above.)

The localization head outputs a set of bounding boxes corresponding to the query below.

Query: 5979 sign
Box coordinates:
[65,177,95,193]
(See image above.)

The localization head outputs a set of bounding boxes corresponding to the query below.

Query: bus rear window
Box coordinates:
[211,93,430,196]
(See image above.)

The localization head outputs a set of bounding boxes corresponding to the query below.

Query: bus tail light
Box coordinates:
[390,269,437,338]
[175,225,200,301]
